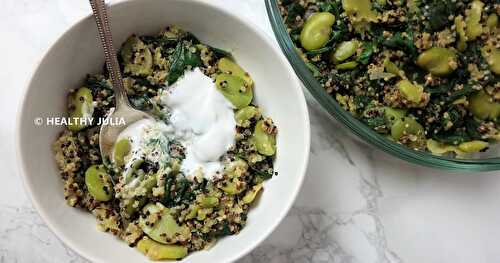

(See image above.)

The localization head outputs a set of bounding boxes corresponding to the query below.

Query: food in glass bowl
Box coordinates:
[53,26,277,261]
[278,0,499,157]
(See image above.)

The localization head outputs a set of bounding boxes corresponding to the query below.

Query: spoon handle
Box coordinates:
[89,0,129,109]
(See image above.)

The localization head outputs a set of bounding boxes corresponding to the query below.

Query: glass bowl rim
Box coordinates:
[265,0,500,171]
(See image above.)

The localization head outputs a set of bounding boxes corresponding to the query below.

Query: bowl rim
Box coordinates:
[15,0,311,262]
[265,0,500,172]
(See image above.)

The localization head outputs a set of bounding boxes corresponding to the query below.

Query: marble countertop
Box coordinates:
[1,1,499,262]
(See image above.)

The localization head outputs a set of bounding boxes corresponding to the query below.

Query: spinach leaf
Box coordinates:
[184,32,232,60]
[185,32,201,44]
[426,65,472,100]
[286,3,305,24]
[354,95,371,112]
[176,178,193,203]
[330,21,349,43]
[210,46,232,60]
[85,75,111,93]
[444,84,474,104]
[319,1,342,17]
[368,24,386,44]
[364,115,386,129]
[426,0,457,31]
[133,77,162,90]
[254,170,273,180]
[215,221,233,237]
[433,130,471,145]
[249,160,274,181]
[289,27,302,42]
[445,106,464,129]
[362,105,386,129]
[185,47,203,66]
[167,42,202,85]
[372,1,386,12]
[305,46,333,56]
[383,31,417,57]
[426,84,451,94]
[162,175,194,207]
[357,42,376,65]
[162,175,175,206]
[466,118,483,141]
[140,35,178,49]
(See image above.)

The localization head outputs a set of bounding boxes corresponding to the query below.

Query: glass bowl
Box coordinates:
[265,0,500,171]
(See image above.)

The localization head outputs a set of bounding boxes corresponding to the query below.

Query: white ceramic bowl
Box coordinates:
[16,0,309,262]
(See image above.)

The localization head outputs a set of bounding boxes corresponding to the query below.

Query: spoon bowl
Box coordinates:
[99,106,153,164]
[89,0,154,164]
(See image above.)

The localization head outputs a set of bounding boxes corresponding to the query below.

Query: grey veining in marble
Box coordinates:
[2,1,500,263]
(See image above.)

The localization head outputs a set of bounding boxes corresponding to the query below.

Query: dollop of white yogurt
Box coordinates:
[161,68,236,180]
[115,119,171,189]
[114,68,236,182]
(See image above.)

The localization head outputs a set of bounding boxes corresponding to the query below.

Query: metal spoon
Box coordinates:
[89,0,153,164]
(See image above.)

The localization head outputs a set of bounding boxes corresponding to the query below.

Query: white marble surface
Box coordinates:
[1,0,500,262]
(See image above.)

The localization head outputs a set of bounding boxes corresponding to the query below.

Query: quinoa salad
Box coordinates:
[278,0,499,156]
[53,26,277,261]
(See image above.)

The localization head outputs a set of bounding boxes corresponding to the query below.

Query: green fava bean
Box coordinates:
[300,12,335,51]
[235,106,260,127]
[199,196,219,208]
[469,90,500,120]
[113,138,131,167]
[124,158,144,183]
[85,165,113,202]
[215,74,253,109]
[384,107,406,126]
[218,58,254,87]
[332,40,359,63]
[458,140,489,153]
[196,208,212,221]
[68,87,94,132]
[252,120,277,156]
[465,0,484,40]
[397,79,424,103]
[390,117,424,141]
[137,237,188,260]
[426,139,460,156]
[121,36,153,76]
[487,14,498,31]
[484,48,500,75]
[122,197,147,218]
[454,16,468,51]
[407,0,419,13]
[242,184,263,204]
[139,203,191,244]
[342,0,378,21]
[224,159,248,178]
[221,180,245,195]
[384,58,405,78]
[416,47,457,76]
[185,205,199,220]
[137,237,155,255]
[147,243,187,260]
[336,61,358,70]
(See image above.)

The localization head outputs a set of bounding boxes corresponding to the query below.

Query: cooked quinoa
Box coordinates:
[279,0,499,156]
[53,26,277,260]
